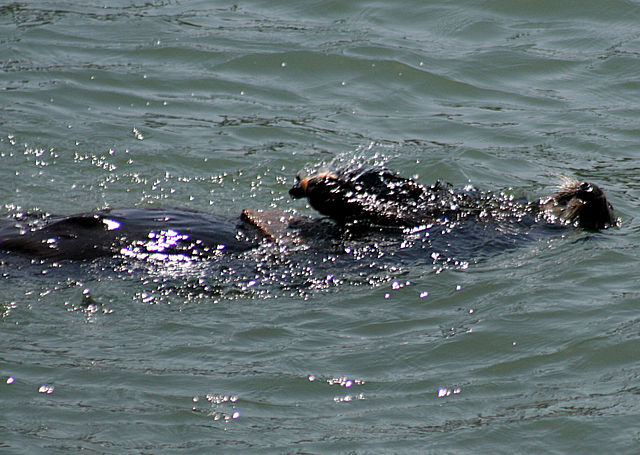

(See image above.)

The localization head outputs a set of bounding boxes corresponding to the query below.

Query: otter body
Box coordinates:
[289,166,614,231]
[0,166,614,262]
[0,208,259,261]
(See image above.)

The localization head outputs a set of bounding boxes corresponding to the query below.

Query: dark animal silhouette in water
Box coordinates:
[0,166,615,262]
[289,167,614,231]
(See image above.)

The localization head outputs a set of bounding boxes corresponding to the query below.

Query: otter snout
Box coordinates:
[575,182,615,230]
[289,172,309,199]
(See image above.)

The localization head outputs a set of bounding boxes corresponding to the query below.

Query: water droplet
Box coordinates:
[38,383,55,394]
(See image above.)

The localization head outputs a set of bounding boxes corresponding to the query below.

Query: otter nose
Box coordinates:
[289,172,309,199]
[577,182,604,201]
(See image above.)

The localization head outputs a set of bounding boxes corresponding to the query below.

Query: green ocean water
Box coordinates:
[1,1,639,453]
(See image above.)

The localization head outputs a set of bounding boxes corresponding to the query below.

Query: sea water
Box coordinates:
[1,1,639,453]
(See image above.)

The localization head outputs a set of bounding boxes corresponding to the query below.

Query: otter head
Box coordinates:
[289,171,355,223]
[289,167,430,226]
[544,181,615,230]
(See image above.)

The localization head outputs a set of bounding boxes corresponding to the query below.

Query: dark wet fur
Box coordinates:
[290,166,615,230]
[0,208,259,261]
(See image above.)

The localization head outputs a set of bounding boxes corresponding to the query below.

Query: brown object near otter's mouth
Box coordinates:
[241,209,303,248]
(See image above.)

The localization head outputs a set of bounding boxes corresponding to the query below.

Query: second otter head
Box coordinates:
[543,181,615,230]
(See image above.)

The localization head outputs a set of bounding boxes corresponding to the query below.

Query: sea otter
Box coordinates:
[0,166,614,262]
[289,166,615,231]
